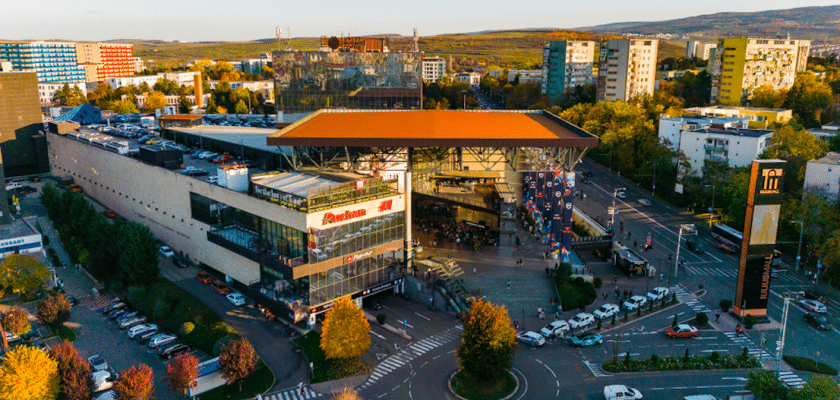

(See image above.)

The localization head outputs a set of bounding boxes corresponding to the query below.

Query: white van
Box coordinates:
[604,385,643,400]
[5,182,22,191]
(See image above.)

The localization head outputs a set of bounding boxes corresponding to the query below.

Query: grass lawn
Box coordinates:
[293,331,369,384]
[54,326,76,342]
[783,355,839,375]
[198,360,274,400]
[451,370,517,400]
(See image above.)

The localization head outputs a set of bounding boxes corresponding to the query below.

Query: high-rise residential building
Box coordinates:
[0,72,48,177]
[74,42,134,82]
[421,56,446,83]
[710,37,810,106]
[0,41,85,84]
[686,40,716,60]
[596,39,658,102]
[541,41,596,103]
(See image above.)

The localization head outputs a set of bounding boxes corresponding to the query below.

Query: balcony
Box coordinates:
[704,144,728,151]
[207,225,301,277]
[705,154,729,163]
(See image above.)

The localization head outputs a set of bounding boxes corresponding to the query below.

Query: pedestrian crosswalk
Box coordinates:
[722,332,773,359]
[669,285,714,315]
[778,371,806,389]
[670,285,690,300]
[262,386,321,400]
[358,325,463,390]
[583,359,610,377]
[87,296,112,311]
[684,266,799,282]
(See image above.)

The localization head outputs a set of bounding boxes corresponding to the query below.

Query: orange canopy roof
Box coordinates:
[159,114,202,121]
[267,110,598,148]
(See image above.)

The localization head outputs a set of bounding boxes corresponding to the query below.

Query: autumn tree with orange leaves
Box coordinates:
[165,353,200,394]
[456,299,517,380]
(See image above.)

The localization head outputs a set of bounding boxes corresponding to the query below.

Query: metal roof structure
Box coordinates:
[54,103,103,124]
[250,171,343,198]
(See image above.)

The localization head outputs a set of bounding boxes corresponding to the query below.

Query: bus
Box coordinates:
[711,224,743,251]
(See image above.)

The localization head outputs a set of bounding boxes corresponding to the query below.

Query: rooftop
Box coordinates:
[267,109,599,148]
[687,127,774,138]
[251,171,348,198]
[159,115,202,121]
[809,152,840,166]
[685,105,790,114]
[167,125,288,155]
[0,216,40,240]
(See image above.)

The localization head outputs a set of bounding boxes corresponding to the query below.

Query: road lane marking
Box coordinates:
[414,312,431,321]
[650,384,745,390]
[370,331,386,340]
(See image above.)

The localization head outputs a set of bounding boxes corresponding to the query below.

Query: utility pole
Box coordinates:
[674,224,695,279]
[705,185,716,228]
[610,188,625,233]
[777,297,790,375]
[792,220,803,269]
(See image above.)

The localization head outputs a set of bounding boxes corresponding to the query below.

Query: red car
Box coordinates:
[210,280,231,295]
[196,271,213,285]
[666,324,699,338]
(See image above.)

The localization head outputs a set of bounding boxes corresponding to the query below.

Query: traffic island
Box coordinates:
[602,348,760,373]
[449,369,518,400]
[292,331,370,384]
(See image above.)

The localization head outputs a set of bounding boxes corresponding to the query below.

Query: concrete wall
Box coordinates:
[804,159,840,200]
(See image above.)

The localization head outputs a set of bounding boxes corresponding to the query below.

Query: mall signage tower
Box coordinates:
[733,159,786,321]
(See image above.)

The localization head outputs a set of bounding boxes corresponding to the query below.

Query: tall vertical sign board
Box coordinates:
[733,160,785,319]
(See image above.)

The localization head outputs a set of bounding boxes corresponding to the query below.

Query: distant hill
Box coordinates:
[577,5,840,42]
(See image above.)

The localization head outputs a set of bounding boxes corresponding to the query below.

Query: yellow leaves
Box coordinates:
[0,345,60,400]
[320,298,370,360]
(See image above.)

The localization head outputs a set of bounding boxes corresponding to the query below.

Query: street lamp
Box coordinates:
[791,220,804,270]
[777,296,791,376]
[704,185,716,228]
[610,187,625,233]
[461,90,467,110]
[673,224,696,279]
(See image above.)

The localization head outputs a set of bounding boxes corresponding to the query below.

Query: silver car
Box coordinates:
[147,333,177,348]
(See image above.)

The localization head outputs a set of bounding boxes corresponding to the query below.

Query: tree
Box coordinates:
[178,95,191,114]
[790,375,840,400]
[36,293,71,327]
[143,91,167,112]
[0,345,60,400]
[218,338,257,391]
[234,99,249,114]
[3,307,31,336]
[750,84,788,108]
[332,387,363,400]
[0,254,50,295]
[720,168,751,229]
[112,100,140,114]
[118,223,160,286]
[746,370,789,400]
[763,125,828,161]
[320,297,370,360]
[457,299,517,380]
[784,72,834,128]
[165,353,199,394]
[48,341,93,400]
[113,364,154,400]
[138,82,152,93]
[153,78,180,95]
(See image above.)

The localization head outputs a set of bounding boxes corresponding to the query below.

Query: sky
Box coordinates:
[4,0,838,42]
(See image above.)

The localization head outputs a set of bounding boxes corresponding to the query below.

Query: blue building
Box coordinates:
[0,41,85,84]
[541,41,596,104]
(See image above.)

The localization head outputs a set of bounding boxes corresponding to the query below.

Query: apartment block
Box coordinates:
[681,126,774,177]
[421,56,446,83]
[97,43,134,80]
[105,74,163,90]
[596,39,658,102]
[710,38,810,106]
[0,41,85,84]
[37,82,88,105]
[541,41,595,103]
[686,41,716,60]
[683,105,792,129]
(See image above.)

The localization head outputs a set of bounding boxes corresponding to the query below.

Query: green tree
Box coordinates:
[36,293,71,328]
[0,345,60,400]
[178,95,191,114]
[457,299,517,380]
[746,370,789,400]
[118,223,160,286]
[320,297,370,359]
[113,364,154,400]
[143,91,167,112]
[153,78,181,95]
[763,125,828,161]
[0,254,50,295]
[112,100,140,114]
[784,72,834,128]
[48,341,93,400]
[233,99,249,114]
[218,338,257,391]
[750,84,788,108]
[789,375,840,400]
[138,82,152,93]
[720,168,751,229]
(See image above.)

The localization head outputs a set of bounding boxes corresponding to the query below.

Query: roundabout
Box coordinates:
[448,369,519,400]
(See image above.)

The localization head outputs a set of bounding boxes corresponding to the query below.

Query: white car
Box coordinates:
[226,293,246,306]
[800,299,827,313]
[540,320,570,338]
[623,295,648,310]
[616,191,627,199]
[593,304,620,320]
[159,245,174,258]
[568,313,595,329]
[127,324,157,339]
[88,355,108,372]
[92,371,116,392]
[148,333,177,348]
[646,287,670,302]
[516,331,546,347]
[638,199,651,207]
[604,384,643,400]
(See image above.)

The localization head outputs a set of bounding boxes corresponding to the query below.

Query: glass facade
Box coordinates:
[273,51,421,114]
[309,211,404,262]
[309,251,402,306]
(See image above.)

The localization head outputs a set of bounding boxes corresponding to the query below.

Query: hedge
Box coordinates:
[783,356,839,375]
[603,349,759,372]
[554,275,596,311]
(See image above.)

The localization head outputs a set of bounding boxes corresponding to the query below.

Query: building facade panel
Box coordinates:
[597,39,657,102]
[0,72,47,176]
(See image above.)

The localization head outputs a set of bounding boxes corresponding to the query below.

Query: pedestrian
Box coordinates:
[297,382,304,396]
[623,289,628,298]
[545,267,550,276]
[514,319,519,330]
[507,279,511,289]
[614,287,620,297]
[659,273,664,282]
[603,292,608,300]
[715,311,720,323]
[613,275,617,285]
[473,267,477,274]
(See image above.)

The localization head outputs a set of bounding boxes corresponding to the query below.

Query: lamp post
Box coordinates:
[777,296,790,375]
[704,185,716,228]
[674,224,695,279]
[461,90,467,110]
[791,220,804,270]
[610,188,625,233]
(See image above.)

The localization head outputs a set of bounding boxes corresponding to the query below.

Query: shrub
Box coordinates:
[744,315,757,329]
[180,322,195,336]
[557,263,572,278]
[593,277,602,288]
[153,300,171,319]
[696,312,709,327]
[43,235,50,246]
[573,277,585,286]
[710,351,721,363]
[376,314,387,325]
[719,299,733,312]
[126,286,146,306]
[782,356,839,375]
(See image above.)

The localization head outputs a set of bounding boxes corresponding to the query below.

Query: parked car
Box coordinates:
[570,333,603,347]
[119,315,148,329]
[107,309,128,320]
[638,199,651,207]
[127,324,157,339]
[88,355,108,372]
[616,191,627,199]
[800,299,827,313]
[92,370,116,392]
[4,332,19,344]
[666,324,699,338]
[686,239,705,254]
[226,293,246,306]
[93,390,117,400]
[623,296,648,310]
[114,310,139,322]
[102,301,127,314]
[66,294,77,306]
[516,331,546,347]
[148,333,177,349]
[173,258,188,268]
[593,304,620,320]
[804,313,832,330]
[197,271,213,284]
[803,290,825,303]
[159,245,174,258]
[604,384,643,400]
[646,287,670,302]
[158,342,190,359]
[540,320,570,338]
[568,313,595,329]
[137,329,161,343]
[211,280,231,295]
[102,210,117,219]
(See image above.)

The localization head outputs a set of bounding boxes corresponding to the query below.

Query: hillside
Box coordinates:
[132,30,683,69]
[577,5,840,42]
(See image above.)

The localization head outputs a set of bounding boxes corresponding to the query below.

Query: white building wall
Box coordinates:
[680,130,771,177]
[421,57,446,83]
[106,74,163,90]
[804,156,840,200]
[38,82,88,104]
